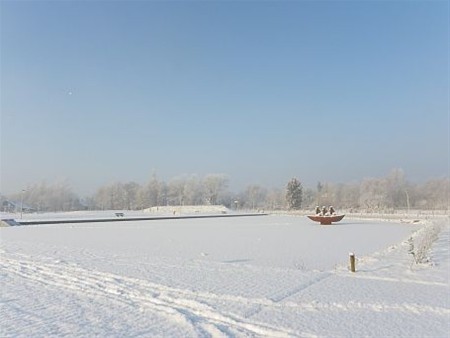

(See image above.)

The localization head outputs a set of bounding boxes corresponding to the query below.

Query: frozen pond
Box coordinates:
[1,215,417,271]
[1,214,448,337]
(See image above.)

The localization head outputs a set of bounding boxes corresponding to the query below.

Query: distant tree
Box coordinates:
[7,180,82,212]
[385,168,407,209]
[9,168,449,213]
[202,174,229,205]
[168,176,187,206]
[334,183,360,210]
[110,182,127,210]
[265,188,286,210]
[242,184,267,210]
[286,178,303,210]
[94,186,109,210]
[81,197,95,210]
[417,178,449,210]
[123,182,140,210]
[301,188,316,209]
[359,177,387,211]
[140,174,163,208]
[183,175,202,205]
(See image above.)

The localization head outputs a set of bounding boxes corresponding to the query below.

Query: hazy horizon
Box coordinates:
[1,1,448,196]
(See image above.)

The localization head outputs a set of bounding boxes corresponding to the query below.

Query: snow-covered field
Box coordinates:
[1,213,448,337]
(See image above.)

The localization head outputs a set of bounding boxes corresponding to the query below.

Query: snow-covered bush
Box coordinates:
[408,221,443,264]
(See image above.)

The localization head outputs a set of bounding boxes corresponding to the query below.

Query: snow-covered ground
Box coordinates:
[1,213,448,337]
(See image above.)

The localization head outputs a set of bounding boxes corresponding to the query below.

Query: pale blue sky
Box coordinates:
[1,1,448,196]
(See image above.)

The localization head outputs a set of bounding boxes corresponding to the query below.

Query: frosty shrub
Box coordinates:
[408,221,442,265]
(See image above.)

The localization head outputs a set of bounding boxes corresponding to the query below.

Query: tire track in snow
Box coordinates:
[0,252,304,338]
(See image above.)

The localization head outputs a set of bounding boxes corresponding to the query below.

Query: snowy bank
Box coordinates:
[143,204,230,215]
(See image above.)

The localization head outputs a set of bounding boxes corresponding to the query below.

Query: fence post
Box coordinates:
[349,253,356,272]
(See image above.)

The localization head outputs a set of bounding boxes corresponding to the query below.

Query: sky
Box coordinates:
[1,0,448,196]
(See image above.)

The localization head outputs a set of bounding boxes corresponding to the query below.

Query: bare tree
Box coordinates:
[8,180,82,212]
[168,177,187,206]
[123,182,140,210]
[265,188,286,210]
[137,175,162,209]
[7,169,448,213]
[202,174,229,205]
[242,184,267,210]
[334,183,360,210]
[359,178,387,211]
[94,182,131,210]
[301,187,316,209]
[385,168,408,209]
[183,175,203,205]
[417,178,449,210]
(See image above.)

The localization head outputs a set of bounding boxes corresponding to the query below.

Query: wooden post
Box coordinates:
[349,253,356,272]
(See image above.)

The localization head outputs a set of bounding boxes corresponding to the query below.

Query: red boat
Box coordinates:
[307,214,345,225]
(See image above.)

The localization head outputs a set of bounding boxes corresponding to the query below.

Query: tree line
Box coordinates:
[1,169,448,213]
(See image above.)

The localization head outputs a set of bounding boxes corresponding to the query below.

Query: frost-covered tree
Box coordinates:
[265,188,286,210]
[137,175,163,209]
[334,183,360,210]
[385,168,408,209]
[359,178,387,211]
[123,182,140,210]
[168,177,187,206]
[242,184,267,210]
[286,178,303,210]
[8,168,448,212]
[417,178,449,210]
[202,174,229,205]
[7,181,82,212]
[183,175,203,205]
[301,187,316,209]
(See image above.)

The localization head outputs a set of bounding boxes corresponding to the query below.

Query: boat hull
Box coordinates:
[307,214,345,225]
